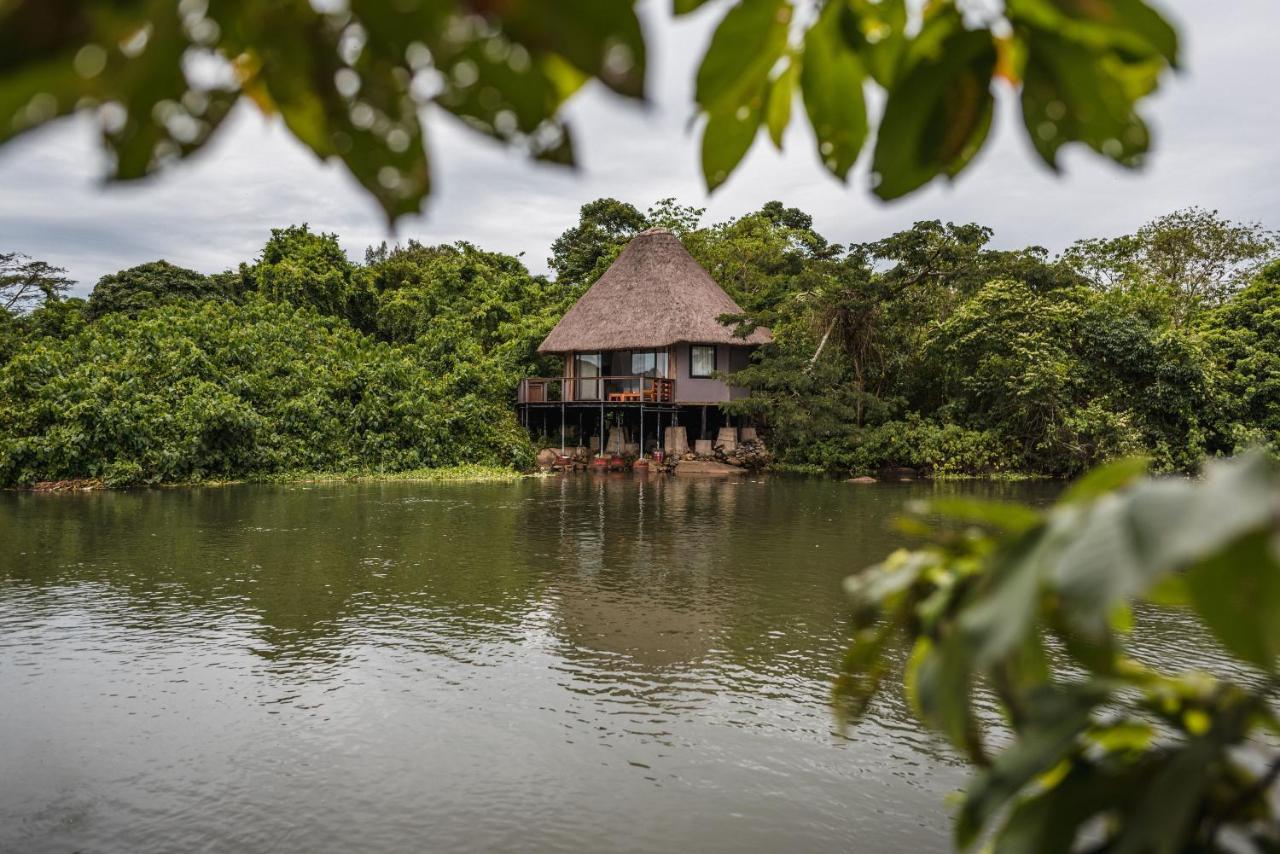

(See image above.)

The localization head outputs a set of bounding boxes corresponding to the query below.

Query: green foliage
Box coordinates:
[0,0,643,222]
[687,0,1178,196]
[547,198,648,290]
[1064,208,1279,326]
[86,259,232,319]
[726,211,1276,477]
[821,416,1008,477]
[0,1,1179,218]
[0,295,533,487]
[246,224,374,328]
[836,453,1280,852]
[366,240,567,377]
[6,204,1279,486]
[927,280,1213,474]
[1200,262,1280,445]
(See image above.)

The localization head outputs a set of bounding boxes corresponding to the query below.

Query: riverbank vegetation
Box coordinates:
[1,204,1277,486]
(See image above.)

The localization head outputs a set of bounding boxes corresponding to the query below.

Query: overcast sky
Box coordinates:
[1,0,1276,297]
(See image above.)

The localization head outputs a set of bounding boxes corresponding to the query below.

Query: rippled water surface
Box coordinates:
[0,475,1225,852]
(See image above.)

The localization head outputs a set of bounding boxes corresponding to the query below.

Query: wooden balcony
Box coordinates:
[518,376,676,405]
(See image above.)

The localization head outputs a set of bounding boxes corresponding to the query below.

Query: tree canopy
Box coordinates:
[3,202,1279,486]
[85,259,232,319]
[1,0,1180,221]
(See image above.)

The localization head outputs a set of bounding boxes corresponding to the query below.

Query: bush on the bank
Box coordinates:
[805,417,1008,477]
[0,297,532,486]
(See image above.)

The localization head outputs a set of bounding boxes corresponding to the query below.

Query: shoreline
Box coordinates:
[12,464,528,492]
[10,464,1063,492]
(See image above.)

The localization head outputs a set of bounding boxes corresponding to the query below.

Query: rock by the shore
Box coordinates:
[675,460,748,477]
[31,479,103,491]
[847,476,878,484]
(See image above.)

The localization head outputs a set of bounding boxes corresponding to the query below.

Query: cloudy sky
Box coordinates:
[1,0,1276,297]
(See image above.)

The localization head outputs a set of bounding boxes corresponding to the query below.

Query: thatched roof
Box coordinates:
[538,227,773,353]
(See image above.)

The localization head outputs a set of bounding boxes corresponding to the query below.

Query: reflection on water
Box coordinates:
[0,475,1211,852]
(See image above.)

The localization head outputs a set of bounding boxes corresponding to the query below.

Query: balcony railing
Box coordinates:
[518,376,676,404]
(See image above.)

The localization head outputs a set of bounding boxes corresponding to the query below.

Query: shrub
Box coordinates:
[0,296,531,485]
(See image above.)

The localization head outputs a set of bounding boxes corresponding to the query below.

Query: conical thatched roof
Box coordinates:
[538,227,772,353]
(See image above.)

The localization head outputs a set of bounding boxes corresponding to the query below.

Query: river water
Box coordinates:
[0,475,1237,852]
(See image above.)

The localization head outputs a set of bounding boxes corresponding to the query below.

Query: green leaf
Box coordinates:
[701,102,762,192]
[1185,531,1280,672]
[958,530,1049,667]
[957,683,1103,848]
[674,0,714,13]
[833,625,893,720]
[994,761,1134,854]
[926,497,1043,533]
[695,0,792,117]
[765,59,799,149]
[871,20,996,199]
[908,637,980,757]
[837,0,909,88]
[1111,739,1216,854]
[1045,452,1278,637]
[1006,0,1179,67]
[1018,25,1159,171]
[1058,456,1150,504]
[494,0,648,100]
[800,1,868,181]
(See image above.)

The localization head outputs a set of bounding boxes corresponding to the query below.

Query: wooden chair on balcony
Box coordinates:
[643,378,674,403]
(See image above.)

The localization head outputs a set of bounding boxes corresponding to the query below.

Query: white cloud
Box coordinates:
[1,0,1276,298]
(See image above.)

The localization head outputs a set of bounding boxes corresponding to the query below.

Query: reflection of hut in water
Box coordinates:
[528,475,755,671]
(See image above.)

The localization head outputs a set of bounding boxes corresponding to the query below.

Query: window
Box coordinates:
[630,350,666,377]
[690,345,717,378]
[574,352,601,400]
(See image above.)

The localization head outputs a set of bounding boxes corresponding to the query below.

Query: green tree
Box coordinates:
[1,252,73,314]
[367,240,567,376]
[1200,262,1280,447]
[0,1,1180,219]
[686,201,837,316]
[547,198,647,289]
[0,295,532,486]
[86,259,229,319]
[643,197,706,236]
[1064,208,1279,326]
[247,225,371,326]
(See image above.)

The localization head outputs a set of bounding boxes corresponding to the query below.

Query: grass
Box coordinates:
[242,464,526,484]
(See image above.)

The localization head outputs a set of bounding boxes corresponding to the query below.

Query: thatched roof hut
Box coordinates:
[538,227,772,354]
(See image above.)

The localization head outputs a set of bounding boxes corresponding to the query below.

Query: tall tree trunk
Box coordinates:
[808,316,837,370]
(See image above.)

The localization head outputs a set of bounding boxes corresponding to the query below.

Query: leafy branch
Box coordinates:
[837,452,1280,851]
[0,0,1180,221]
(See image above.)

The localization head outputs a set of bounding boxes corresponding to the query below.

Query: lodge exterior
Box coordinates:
[518,227,771,455]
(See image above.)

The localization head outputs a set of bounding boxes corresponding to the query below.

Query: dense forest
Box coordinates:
[1,203,1277,486]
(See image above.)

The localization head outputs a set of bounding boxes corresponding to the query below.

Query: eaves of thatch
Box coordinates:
[537,227,773,354]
